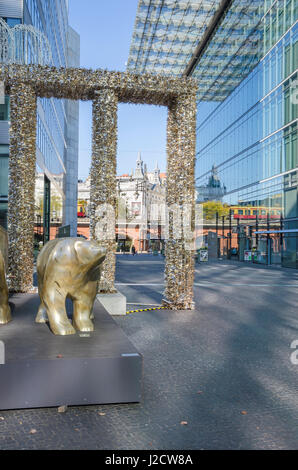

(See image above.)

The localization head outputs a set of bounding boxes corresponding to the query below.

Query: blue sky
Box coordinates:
[68,0,167,180]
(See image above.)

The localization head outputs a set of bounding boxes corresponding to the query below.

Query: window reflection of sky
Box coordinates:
[196,20,297,213]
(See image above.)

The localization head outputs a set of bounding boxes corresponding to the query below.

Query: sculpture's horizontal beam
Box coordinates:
[1,62,198,309]
[0,64,196,106]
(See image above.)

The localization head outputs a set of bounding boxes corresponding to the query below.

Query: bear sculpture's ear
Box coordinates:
[88,265,102,282]
[74,240,106,266]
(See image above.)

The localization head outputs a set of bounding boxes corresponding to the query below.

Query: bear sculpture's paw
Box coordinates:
[35,304,48,323]
[51,319,76,336]
[73,317,94,332]
[0,305,11,325]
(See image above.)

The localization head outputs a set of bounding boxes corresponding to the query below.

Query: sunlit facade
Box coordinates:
[196,0,297,267]
[128,0,298,267]
[0,0,79,242]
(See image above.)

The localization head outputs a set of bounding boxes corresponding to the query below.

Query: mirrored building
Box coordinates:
[0,0,80,245]
[128,0,298,268]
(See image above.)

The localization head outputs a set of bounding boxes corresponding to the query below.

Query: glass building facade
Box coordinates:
[196,0,297,267]
[0,0,79,243]
[128,0,264,101]
[128,0,298,268]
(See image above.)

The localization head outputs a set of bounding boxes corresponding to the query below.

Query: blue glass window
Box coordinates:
[0,145,9,198]
[3,17,22,27]
[0,96,9,121]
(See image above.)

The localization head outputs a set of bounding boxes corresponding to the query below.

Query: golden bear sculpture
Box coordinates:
[36,238,106,335]
[0,250,11,325]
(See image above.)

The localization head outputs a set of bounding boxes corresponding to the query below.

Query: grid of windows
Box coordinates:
[0,145,9,198]
[196,19,298,213]
[23,0,69,178]
[127,0,265,101]
[126,0,297,266]
[25,0,68,67]
[0,1,78,237]
[0,96,9,121]
[36,114,65,177]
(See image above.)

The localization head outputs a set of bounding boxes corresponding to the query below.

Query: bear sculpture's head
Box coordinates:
[74,239,106,267]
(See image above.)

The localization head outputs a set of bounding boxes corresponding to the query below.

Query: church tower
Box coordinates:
[134,152,144,179]
[153,161,161,184]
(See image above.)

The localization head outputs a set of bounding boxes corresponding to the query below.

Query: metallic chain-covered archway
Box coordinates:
[0,64,197,310]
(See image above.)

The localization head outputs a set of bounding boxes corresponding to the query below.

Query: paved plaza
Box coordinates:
[1,255,298,449]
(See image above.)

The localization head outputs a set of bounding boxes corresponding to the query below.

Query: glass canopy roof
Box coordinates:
[127,0,264,101]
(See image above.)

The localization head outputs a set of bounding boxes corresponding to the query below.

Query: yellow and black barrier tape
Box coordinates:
[126,306,168,314]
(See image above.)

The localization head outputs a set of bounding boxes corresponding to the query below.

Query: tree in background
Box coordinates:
[203,201,230,220]
[51,195,62,220]
[36,195,62,220]
[37,197,43,218]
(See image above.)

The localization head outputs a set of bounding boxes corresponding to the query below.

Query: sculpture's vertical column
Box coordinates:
[8,83,37,292]
[90,89,118,293]
[164,93,197,309]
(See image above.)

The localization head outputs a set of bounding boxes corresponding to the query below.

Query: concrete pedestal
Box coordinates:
[0,294,142,410]
[97,290,127,315]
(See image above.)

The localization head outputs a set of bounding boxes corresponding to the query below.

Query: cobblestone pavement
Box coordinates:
[1,255,298,449]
